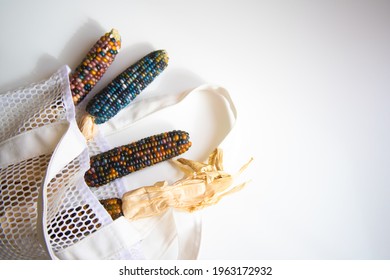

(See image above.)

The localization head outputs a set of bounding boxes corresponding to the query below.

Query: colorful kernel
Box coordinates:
[70,29,121,105]
[99,198,123,220]
[85,130,192,188]
[85,50,169,124]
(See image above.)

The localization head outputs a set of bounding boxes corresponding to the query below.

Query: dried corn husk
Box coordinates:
[121,148,253,220]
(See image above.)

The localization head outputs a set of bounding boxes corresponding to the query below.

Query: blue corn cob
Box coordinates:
[86,50,169,124]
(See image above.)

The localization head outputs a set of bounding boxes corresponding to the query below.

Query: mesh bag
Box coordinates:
[0,66,116,259]
[0,65,237,260]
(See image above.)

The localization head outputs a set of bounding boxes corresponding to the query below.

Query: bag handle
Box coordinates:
[174,210,202,260]
[99,84,237,137]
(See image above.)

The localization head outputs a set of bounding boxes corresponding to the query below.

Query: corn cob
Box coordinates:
[78,50,169,140]
[69,29,121,105]
[99,198,123,220]
[85,130,192,188]
[86,50,169,124]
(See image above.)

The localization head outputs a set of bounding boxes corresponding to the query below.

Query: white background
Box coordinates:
[0,0,389,259]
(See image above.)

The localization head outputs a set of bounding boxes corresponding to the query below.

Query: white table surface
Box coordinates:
[1,0,389,259]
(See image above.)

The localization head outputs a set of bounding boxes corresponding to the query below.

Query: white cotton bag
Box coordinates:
[0,65,238,260]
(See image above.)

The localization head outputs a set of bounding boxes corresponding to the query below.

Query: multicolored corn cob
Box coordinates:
[85,130,192,188]
[99,198,123,220]
[85,50,169,124]
[69,29,121,105]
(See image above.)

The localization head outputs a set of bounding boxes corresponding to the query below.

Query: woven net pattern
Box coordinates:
[0,66,124,259]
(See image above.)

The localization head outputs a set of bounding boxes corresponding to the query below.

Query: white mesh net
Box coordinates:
[45,150,113,254]
[0,66,140,259]
[0,72,68,143]
[0,154,50,259]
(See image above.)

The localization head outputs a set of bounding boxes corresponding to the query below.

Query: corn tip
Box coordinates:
[110,28,121,42]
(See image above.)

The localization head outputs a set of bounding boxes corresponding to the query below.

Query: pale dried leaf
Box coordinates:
[121,148,252,220]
